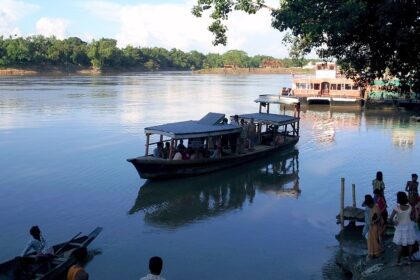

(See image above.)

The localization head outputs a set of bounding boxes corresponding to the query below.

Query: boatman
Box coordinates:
[140,256,165,280]
[67,247,89,280]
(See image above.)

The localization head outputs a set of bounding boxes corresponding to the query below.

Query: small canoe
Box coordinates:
[0,227,102,280]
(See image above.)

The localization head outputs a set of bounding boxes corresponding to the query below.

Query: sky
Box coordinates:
[0,0,292,57]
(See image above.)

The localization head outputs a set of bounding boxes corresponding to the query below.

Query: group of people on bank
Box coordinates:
[152,115,260,161]
[19,226,165,279]
[363,171,419,265]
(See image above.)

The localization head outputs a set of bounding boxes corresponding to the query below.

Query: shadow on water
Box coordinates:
[128,149,300,229]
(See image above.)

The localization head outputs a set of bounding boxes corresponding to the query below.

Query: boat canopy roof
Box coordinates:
[255,94,300,105]
[145,112,241,139]
[238,113,299,126]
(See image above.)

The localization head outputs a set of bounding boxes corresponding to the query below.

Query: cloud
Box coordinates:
[0,0,39,36]
[82,0,289,57]
[35,17,70,39]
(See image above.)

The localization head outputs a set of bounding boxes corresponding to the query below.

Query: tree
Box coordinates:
[222,50,249,67]
[203,53,223,68]
[87,38,121,68]
[193,0,420,93]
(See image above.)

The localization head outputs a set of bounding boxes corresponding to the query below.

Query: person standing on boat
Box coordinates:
[372,171,385,196]
[21,226,52,256]
[67,247,89,280]
[247,118,257,150]
[405,173,419,206]
[239,119,247,154]
[162,142,170,159]
[229,115,240,154]
[140,256,165,280]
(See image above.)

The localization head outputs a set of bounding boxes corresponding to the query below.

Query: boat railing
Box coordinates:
[255,94,300,105]
[292,74,312,79]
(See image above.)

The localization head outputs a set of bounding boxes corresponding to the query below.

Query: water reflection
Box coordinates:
[301,106,361,144]
[129,149,300,228]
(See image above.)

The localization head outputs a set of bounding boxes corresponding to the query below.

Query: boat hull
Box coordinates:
[127,137,299,180]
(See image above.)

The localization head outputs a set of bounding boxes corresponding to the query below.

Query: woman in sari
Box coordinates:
[363,195,385,258]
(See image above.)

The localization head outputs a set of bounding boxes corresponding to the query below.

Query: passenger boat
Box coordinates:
[291,62,363,105]
[0,227,102,280]
[127,95,301,180]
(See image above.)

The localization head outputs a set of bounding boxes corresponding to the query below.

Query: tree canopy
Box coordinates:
[193,0,420,92]
[0,35,309,71]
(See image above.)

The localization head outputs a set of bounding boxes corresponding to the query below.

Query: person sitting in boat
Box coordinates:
[173,149,183,160]
[190,148,204,160]
[153,142,164,158]
[67,247,89,280]
[177,139,186,150]
[210,143,222,159]
[21,226,53,257]
[140,256,165,280]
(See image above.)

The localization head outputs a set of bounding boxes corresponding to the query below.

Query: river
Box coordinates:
[0,72,419,279]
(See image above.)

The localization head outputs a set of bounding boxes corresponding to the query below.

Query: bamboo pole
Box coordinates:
[340,177,345,229]
[352,184,356,207]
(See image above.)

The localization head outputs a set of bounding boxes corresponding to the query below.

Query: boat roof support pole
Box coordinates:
[145,133,151,156]
[284,124,287,140]
[169,139,174,160]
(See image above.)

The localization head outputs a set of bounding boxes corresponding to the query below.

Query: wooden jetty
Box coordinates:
[336,178,365,228]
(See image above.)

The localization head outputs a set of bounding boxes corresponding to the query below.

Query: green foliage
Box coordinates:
[193,0,420,92]
[0,35,305,71]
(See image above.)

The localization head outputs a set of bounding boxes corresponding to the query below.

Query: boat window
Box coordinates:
[331,84,336,90]
[314,83,320,90]
[337,84,341,90]
[345,84,352,90]
[329,65,334,70]
[352,85,358,90]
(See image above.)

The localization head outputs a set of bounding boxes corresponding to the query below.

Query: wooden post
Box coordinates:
[145,134,150,156]
[352,184,356,207]
[340,177,345,229]
[160,135,163,142]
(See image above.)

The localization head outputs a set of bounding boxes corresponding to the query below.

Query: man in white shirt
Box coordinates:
[140,256,165,280]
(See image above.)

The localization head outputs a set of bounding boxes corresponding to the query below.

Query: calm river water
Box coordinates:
[1,72,419,279]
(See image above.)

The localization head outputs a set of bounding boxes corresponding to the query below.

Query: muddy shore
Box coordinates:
[0,66,101,76]
[335,224,420,279]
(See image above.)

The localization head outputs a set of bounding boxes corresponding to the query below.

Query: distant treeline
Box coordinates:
[0,35,314,71]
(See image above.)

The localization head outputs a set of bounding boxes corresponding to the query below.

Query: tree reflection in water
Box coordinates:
[129,149,300,228]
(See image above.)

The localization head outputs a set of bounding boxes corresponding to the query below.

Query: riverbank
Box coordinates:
[193,67,314,75]
[0,66,101,76]
[0,66,314,76]
[336,224,420,279]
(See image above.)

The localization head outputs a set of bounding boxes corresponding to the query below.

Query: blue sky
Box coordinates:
[0,0,290,57]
